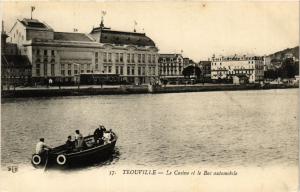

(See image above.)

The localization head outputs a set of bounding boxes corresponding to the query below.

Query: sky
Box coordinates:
[1,1,299,61]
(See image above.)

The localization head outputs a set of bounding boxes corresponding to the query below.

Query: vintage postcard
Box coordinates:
[0,1,299,192]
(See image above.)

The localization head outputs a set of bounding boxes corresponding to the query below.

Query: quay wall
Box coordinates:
[150,84,259,93]
[1,84,298,98]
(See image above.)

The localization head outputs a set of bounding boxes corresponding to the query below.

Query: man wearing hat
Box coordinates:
[94,125,106,145]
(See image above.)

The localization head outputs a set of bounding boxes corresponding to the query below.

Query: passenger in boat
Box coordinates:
[65,136,74,152]
[103,130,112,144]
[74,130,84,149]
[109,129,114,141]
[36,138,51,155]
[94,125,106,145]
[101,125,107,132]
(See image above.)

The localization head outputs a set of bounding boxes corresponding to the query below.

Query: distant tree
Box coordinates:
[194,67,202,79]
[280,58,296,78]
[182,66,202,78]
[264,69,279,79]
[294,61,299,76]
[182,66,194,78]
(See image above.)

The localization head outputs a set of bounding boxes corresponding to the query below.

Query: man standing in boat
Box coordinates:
[74,130,84,150]
[94,125,106,145]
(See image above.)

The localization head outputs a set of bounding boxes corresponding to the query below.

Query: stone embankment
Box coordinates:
[1,84,298,98]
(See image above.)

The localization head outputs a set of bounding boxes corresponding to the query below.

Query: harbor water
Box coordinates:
[1,89,298,168]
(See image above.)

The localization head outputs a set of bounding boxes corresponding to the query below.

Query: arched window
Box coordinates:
[51,64,55,76]
[44,59,48,76]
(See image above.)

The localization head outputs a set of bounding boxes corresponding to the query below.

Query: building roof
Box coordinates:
[90,27,155,47]
[159,54,182,58]
[54,32,93,42]
[1,55,31,68]
[212,54,264,61]
[19,18,53,31]
[199,61,211,66]
[158,54,183,62]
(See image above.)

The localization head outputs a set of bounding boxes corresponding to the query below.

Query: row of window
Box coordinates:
[36,50,156,64]
[102,52,156,64]
[213,70,254,75]
[36,49,55,56]
[36,65,157,77]
[36,64,55,76]
[212,60,264,66]
[36,58,55,63]
[160,64,183,68]
[212,57,264,61]
[213,62,256,66]
[213,66,259,70]
[103,65,156,76]
[161,58,183,63]
[38,60,159,72]
[160,69,182,75]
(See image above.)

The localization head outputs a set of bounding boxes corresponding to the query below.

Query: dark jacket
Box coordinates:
[94,128,104,140]
[65,140,74,151]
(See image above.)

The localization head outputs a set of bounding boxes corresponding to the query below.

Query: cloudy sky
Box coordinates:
[1,1,299,61]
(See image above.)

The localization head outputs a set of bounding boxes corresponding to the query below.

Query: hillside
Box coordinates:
[268,46,299,60]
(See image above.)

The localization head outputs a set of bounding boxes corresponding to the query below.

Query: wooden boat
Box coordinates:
[31,131,117,168]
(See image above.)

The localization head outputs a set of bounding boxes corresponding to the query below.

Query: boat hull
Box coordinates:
[32,132,118,169]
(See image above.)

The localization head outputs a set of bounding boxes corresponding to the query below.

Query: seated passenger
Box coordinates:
[94,125,106,145]
[65,136,74,152]
[108,129,114,141]
[103,131,112,144]
[36,138,51,156]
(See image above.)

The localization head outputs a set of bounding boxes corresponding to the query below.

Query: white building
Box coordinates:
[211,54,264,83]
[158,54,184,78]
[8,18,159,85]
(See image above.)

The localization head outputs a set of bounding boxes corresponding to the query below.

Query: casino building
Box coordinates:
[8,18,159,85]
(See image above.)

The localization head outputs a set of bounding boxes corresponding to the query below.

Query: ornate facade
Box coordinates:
[158,54,184,78]
[211,55,264,83]
[8,18,159,85]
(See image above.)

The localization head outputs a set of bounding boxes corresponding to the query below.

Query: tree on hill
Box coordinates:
[265,58,299,79]
[280,58,298,78]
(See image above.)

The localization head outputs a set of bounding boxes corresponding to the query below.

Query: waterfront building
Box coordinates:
[1,27,31,88]
[211,54,264,83]
[89,21,159,84]
[158,54,184,79]
[7,18,159,85]
[199,60,211,80]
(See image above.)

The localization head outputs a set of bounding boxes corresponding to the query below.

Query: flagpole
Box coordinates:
[30,6,35,20]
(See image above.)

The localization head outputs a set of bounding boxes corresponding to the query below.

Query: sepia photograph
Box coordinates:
[0,1,299,191]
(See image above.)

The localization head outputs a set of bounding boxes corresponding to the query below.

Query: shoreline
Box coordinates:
[1,84,298,98]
